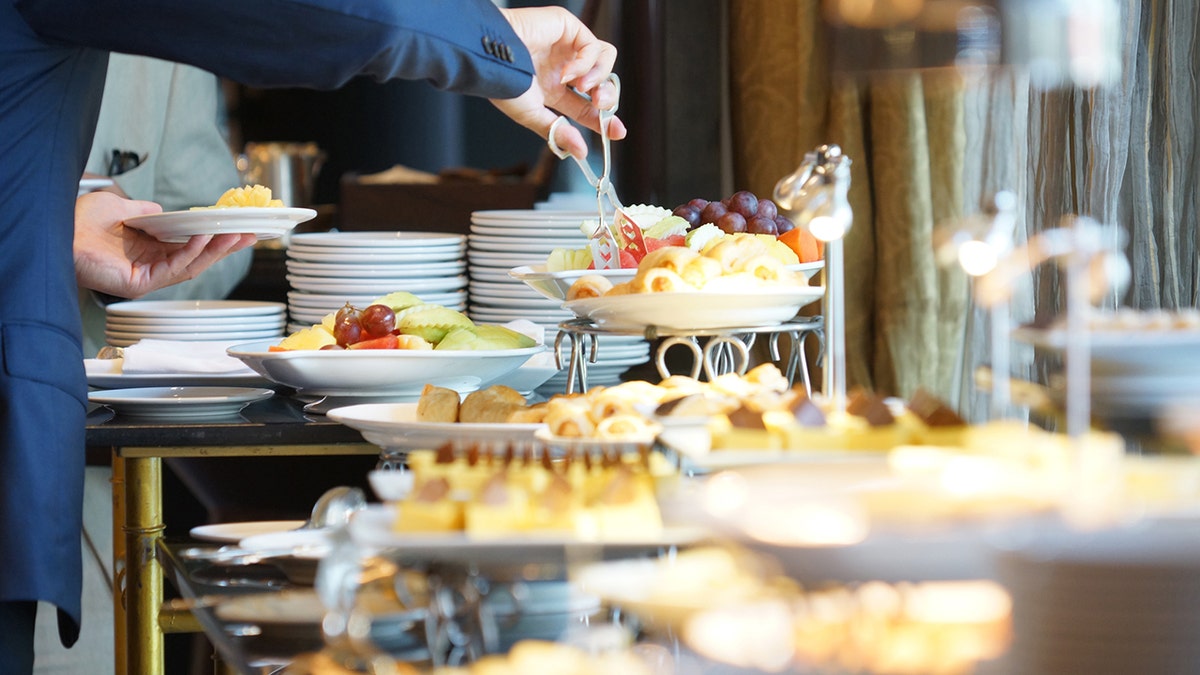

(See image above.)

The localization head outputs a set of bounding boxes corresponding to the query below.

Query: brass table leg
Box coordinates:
[123,455,165,675]
[111,451,126,675]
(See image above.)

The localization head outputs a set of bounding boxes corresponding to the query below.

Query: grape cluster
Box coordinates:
[329,302,397,348]
[671,191,795,236]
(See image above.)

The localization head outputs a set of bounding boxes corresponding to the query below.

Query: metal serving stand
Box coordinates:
[553,316,825,395]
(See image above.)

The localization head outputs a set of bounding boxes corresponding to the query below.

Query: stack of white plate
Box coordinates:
[468,209,650,396]
[104,300,286,348]
[995,519,1200,674]
[285,231,467,331]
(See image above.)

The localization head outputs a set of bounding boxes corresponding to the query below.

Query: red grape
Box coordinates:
[756,199,778,221]
[360,303,397,338]
[334,302,360,325]
[672,204,703,229]
[700,201,729,226]
[333,316,363,347]
[686,198,710,210]
[716,212,747,234]
[320,344,344,350]
[774,214,795,234]
[747,216,778,235]
[727,191,759,218]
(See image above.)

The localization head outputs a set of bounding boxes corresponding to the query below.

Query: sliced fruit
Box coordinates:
[347,334,400,350]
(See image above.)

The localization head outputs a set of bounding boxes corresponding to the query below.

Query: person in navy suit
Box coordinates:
[0,2,624,671]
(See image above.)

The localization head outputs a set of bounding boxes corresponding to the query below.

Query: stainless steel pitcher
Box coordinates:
[237,142,326,207]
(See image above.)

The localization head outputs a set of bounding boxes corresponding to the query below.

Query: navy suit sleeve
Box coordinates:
[14,0,535,99]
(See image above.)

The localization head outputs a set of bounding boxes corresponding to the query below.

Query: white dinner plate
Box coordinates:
[327,402,546,451]
[285,259,466,278]
[289,231,465,249]
[87,386,274,419]
[469,250,552,264]
[564,287,824,331]
[190,520,307,543]
[286,275,467,295]
[466,295,562,310]
[238,529,332,559]
[286,292,386,308]
[105,300,286,319]
[286,244,464,259]
[123,207,315,243]
[508,265,638,302]
[104,315,284,329]
[469,267,530,284]
[469,235,585,250]
[105,328,282,342]
[228,339,543,398]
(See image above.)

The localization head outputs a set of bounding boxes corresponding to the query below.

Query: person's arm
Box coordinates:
[73,191,256,299]
[16,0,623,158]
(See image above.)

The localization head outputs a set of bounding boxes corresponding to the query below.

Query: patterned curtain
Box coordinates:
[728,0,1192,421]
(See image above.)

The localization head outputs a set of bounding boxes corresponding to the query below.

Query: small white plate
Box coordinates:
[104,328,282,342]
[105,315,284,330]
[534,426,661,453]
[88,386,274,419]
[190,520,306,543]
[289,231,465,249]
[123,207,315,243]
[327,402,546,450]
[85,366,272,390]
[239,529,332,559]
[286,275,467,295]
[105,300,286,319]
[564,288,824,331]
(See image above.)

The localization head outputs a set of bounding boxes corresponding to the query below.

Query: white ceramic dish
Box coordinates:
[508,265,638,302]
[349,505,705,566]
[105,300,286,319]
[190,520,307,543]
[533,426,661,453]
[290,231,464,248]
[1013,326,1200,375]
[123,207,315,244]
[466,295,564,310]
[285,274,467,295]
[88,386,274,419]
[227,339,543,398]
[327,402,546,451]
[564,287,824,331]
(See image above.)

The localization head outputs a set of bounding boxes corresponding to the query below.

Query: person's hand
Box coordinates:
[491,6,627,160]
[73,191,257,299]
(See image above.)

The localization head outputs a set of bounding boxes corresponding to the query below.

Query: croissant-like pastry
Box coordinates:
[678,256,723,288]
[566,274,615,301]
[637,245,700,276]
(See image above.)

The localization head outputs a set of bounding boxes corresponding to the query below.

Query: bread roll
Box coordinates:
[459,385,526,424]
[416,384,460,423]
[566,274,614,301]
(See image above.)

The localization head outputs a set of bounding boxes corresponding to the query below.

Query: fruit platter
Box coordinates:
[227,291,544,400]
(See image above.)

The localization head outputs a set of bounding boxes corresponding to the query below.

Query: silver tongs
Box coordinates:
[548,73,626,269]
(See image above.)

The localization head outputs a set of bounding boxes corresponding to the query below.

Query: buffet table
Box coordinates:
[86,392,379,675]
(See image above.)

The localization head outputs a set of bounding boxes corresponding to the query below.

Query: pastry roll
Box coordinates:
[594,413,657,440]
[703,235,769,273]
[566,274,614,301]
[635,267,690,293]
[734,254,786,281]
[544,398,596,437]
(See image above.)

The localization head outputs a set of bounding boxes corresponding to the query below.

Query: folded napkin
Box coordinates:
[117,339,258,375]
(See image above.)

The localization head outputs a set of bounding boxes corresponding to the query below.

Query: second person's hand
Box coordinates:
[491,6,627,161]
